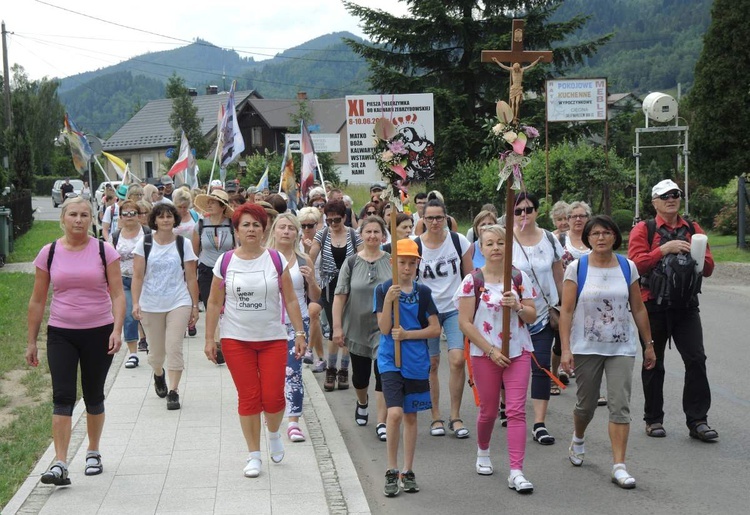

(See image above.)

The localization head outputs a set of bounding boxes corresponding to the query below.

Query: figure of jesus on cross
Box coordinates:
[481,19,552,357]
[482,20,552,122]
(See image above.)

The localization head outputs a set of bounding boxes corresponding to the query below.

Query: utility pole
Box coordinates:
[2,21,11,133]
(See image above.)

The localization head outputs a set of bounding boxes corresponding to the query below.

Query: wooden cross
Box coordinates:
[481,19,552,359]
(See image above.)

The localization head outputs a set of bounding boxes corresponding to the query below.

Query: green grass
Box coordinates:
[707,232,750,263]
[7,221,61,263]
[0,273,37,378]
[0,401,53,509]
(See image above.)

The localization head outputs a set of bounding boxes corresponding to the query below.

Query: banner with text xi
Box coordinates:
[345,93,436,182]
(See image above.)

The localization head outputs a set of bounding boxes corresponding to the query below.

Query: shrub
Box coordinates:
[611,209,635,233]
[713,203,750,235]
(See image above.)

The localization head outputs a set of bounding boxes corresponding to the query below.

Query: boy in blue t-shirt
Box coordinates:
[374,238,440,497]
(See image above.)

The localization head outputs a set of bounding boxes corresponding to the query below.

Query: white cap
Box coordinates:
[210,179,224,188]
[651,179,682,198]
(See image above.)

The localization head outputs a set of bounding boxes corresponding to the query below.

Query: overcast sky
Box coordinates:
[3,0,408,81]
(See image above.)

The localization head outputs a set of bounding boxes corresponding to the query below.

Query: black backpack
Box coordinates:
[644,220,702,307]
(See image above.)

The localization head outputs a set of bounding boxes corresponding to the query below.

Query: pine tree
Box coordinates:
[343,0,611,175]
[166,73,207,158]
[687,0,750,187]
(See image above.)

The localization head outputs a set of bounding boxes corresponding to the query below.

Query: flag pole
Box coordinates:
[390,186,401,368]
[207,131,223,192]
[93,156,114,182]
[314,154,328,202]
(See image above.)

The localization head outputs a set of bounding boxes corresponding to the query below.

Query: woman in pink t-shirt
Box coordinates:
[27,197,125,486]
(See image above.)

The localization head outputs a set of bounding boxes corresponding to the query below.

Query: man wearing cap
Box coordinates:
[628,179,717,442]
[102,183,128,241]
[160,175,175,200]
[360,182,386,219]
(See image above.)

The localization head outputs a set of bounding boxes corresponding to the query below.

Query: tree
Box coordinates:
[166,73,208,159]
[686,0,750,187]
[343,0,611,176]
[2,65,66,189]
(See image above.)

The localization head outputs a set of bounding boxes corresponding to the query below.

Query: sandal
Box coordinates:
[244,455,262,478]
[430,419,446,437]
[550,384,561,396]
[645,422,667,438]
[476,449,493,475]
[558,370,570,385]
[689,422,718,442]
[40,461,71,486]
[355,399,369,426]
[611,464,636,489]
[508,472,534,493]
[124,355,139,369]
[268,432,285,463]
[287,425,306,442]
[532,426,555,445]
[376,423,387,442]
[498,404,507,428]
[84,451,103,476]
[448,419,470,439]
[568,439,584,466]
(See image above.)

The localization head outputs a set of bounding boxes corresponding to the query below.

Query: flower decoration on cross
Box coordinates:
[490,100,539,191]
[372,117,409,208]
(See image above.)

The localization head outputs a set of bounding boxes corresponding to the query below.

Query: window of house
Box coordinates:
[251,127,263,148]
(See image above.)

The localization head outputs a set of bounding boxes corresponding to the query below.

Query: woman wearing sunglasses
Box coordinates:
[309,199,363,391]
[297,207,327,373]
[511,192,564,447]
[111,200,149,369]
[332,216,392,440]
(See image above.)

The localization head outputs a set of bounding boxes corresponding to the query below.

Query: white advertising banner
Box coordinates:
[345,93,436,184]
[546,79,607,122]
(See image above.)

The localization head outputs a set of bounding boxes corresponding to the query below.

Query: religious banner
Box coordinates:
[345,94,435,184]
[546,78,608,122]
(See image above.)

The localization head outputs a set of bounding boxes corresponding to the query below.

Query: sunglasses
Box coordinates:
[657,191,682,200]
[365,211,377,216]
[120,211,139,218]
[300,223,316,229]
[328,217,343,224]
[312,202,326,208]
[514,206,535,216]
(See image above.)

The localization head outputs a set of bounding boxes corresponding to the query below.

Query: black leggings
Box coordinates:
[47,324,114,416]
[198,262,214,306]
[349,352,382,391]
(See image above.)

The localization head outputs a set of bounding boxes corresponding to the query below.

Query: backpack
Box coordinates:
[643,219,702,307]
[468,267,524,313]
[218,248,286,322]
[197,218,235,251]
[111,226,152,249]
[47,239,109,284]
[320,226,358,252]
[376,279,432,329]
[575,254,631,303]
[415,231,465,269]
[142,234,185,271]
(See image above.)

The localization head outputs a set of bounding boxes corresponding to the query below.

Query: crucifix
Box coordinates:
[481,19,552,357]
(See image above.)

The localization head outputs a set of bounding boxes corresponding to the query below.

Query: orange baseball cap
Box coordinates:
[396,238,421,259]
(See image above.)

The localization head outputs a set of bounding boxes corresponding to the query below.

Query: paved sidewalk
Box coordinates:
[3,316,370,515]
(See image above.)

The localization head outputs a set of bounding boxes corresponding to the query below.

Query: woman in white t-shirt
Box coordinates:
[512,192,564,446]
[297,207,326,372]
[417,199,472,438]
[131,203,199,412]
[268,213,320,443]
[204,203,308,479]
[559,215,656,489]
[113,200,146,369]
[455,224,537,493]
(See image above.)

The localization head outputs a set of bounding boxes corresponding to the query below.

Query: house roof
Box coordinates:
[248,98,346,133]
[608,93,641,106]
[103,90,260,151]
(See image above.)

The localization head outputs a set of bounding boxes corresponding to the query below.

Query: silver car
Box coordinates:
[51,179,84,207]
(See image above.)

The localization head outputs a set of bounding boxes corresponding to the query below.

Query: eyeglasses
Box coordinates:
[328,217,343,224]
[568,214,589,220]
[312,202,326,208]
[657,191,682,200]
[589,230,614,239]
[424,215,445,223]
[514,206,535,216]
[300,223,316,229]
[120,210,139,218]
[366,211,377,216]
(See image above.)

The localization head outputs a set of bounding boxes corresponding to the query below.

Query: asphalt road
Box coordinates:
[32,196,65,221]
[316,282,750,514]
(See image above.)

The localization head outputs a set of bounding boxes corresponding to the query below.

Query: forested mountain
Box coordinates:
[552,0,711,91]
[58,1,712,138]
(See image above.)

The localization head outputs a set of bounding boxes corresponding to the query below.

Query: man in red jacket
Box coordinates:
[628,179,717,442]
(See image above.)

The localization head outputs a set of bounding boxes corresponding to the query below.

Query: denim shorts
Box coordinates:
[122,276,139,343]
[427,310,464,357]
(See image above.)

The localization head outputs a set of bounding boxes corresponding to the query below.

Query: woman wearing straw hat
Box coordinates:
[192,189,236,364]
